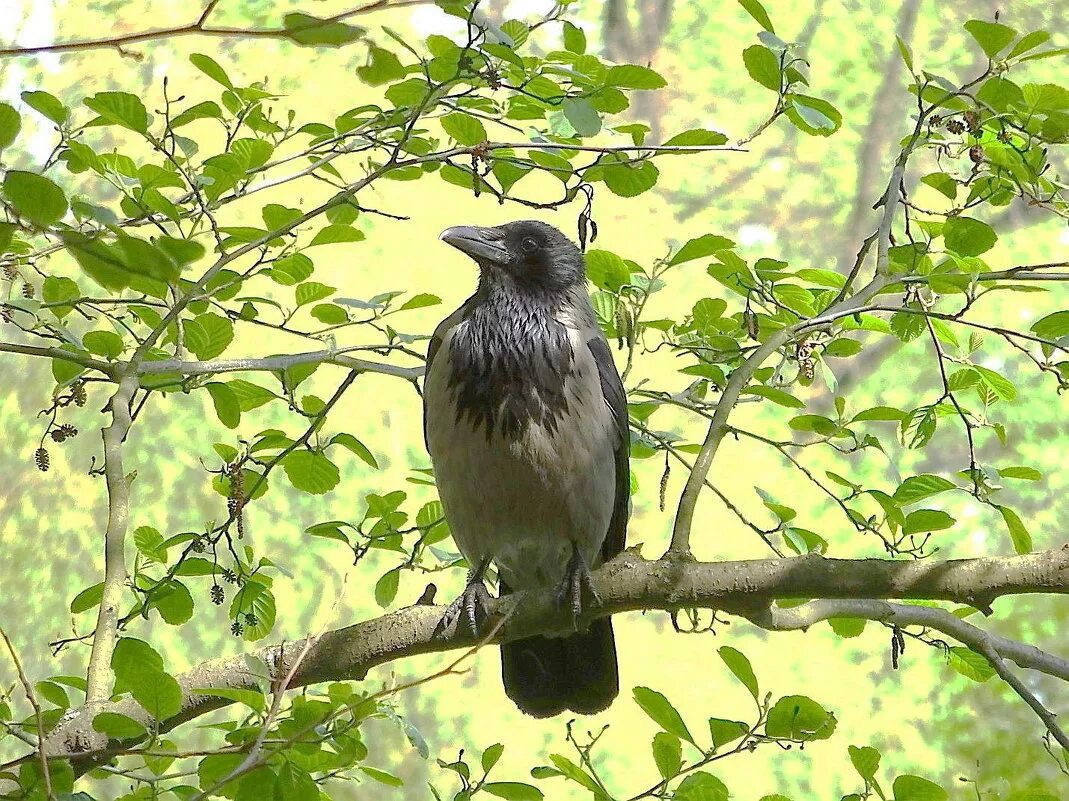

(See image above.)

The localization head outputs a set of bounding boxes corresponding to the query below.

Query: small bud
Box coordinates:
[230,621,244,636]
[22,283,34,299]
[2,264,17,281]
[969,145,984,164]
[946,119,965,134]
[210,584,224,605]
[71,381,87,407]
[963,110,980,132]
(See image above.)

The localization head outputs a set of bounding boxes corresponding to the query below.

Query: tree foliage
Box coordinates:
[0,0,1067,799]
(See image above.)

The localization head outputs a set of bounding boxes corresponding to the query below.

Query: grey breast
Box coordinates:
[424,293,618,590]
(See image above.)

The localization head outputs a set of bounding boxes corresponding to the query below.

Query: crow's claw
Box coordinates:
[554,546,600,627]
[437,562,493,637]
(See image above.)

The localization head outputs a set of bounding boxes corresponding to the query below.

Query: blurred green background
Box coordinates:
[1,0,1066,797]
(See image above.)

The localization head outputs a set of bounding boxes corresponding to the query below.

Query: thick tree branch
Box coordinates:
[41,547,1069,760]
[0,342,115,376]
[84,373,139,704]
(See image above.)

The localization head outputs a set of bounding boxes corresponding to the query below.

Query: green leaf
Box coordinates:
[947,646,995,682]
[206,382,241,429]
[311,303,347,324]
[400,292,441,310]
[170,100,223,128]
[743,45,781,91]
[1007,30,1051,59]
[563,21,587,54]
[601,160,659,197]
[670,234,735,265]
[357,46,407,86]
[93,712,147,739]
[997,505,1032,554]
[190,53,233,88]
[1031,311,1069,339]
[786,94,842,136]
[228,379,277,411]
[134,525,166,563]
[674,771,729,801]
[585,249,631,291]
[562,97,601,136]
[743,385,805,408]
[230,581,276,641]
[651,731,681,779]
[902,509,955,536]
[708,718,748,749]
[331,433,379,468]
[21,90,68,124]
[921,172,958,200]
[606,64,666,89]
[441,112,487,145]
[83,330,124,359]
[153,580,194,625]
[943,217,997,256]
[184,312,233,360]
[483,782,544,801]
[997,466,1042,481]
[0,102,20,150]
[310,224,365,246]
[84,91,149,133]
[848,745,880,780]
[283,450,341,494]
[271,253,315,285]
[632,687,694,744]
[661,129,729,149]
[964,20,1017,58]
[283,12,365,47]
[481,742,505,773]
[4,170,68,226]
[231,137,274,169]
[894,474,956,505]
[718,646,759,698]
[112,638,182,718]
[973,365,1016,400]
[374,568,400,607]
[737,0,775,32]
[824,338,862,357]
[296,281,336,306]
[892,775,947,801]
[828,617,866,638]
[765,695,836,740]
[70,582,104,614]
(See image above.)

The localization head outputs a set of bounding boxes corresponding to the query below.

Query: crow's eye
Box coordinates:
[520,237,539,254]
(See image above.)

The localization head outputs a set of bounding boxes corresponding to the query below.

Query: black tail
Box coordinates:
[500,618,618,718]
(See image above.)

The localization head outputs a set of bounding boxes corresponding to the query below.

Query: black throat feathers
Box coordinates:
[447,281,575,441]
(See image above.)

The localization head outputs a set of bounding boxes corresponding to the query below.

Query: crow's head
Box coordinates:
[440,220,584,293]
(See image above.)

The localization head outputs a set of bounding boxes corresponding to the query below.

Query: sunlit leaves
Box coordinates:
[786,95,842,136]
[943,216,997,256]
[562,97,601,136]
[283,450,341,494]
[947,647,996,682]
[743,45,781,91]
[892,774,947,801]
[662,129,729,148]
[765,695,836,740]
[670,234,735,265]
[585,249,630,291]
[0,102,20,150]
[605,64,666,90]
[632,687,695,744]
[3,170,68,226]
[184,313,234,360]
[112,638,182,718]
[964,19,1017,58]
[997,505,1032,553]
[718,646,759,699]
[84,91,149,133]
[283,12,365,47]
[21,90,68,124]
[441,112,487,145]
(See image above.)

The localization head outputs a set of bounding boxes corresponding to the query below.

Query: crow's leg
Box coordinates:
[438,557,493,636]
[554,544,600,627]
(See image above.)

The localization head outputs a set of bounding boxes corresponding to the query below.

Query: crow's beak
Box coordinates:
[440,225,510,267]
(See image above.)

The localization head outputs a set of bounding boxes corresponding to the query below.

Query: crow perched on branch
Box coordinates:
[423,220,629,718]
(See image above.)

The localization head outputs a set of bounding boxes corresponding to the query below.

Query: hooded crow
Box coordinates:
[424,220,629,718]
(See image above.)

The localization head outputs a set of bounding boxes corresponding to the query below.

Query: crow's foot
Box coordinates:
[554,546,600,627]
[438,560,493,637]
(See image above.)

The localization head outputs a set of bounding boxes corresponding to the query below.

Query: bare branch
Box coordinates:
[0,627,54,800]
[136,350,423,381]
[0,342,115,376]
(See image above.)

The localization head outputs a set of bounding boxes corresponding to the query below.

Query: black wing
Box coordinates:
[586,335,629,562]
